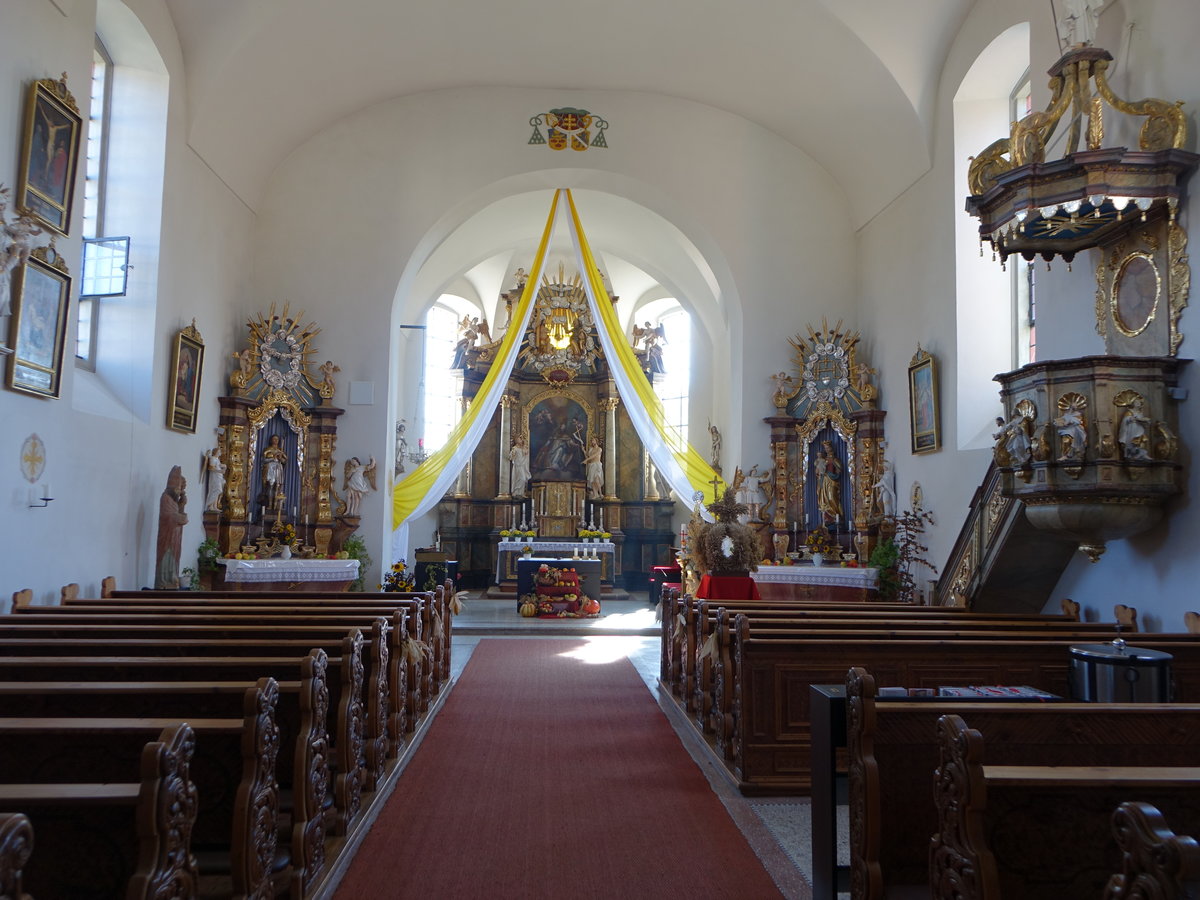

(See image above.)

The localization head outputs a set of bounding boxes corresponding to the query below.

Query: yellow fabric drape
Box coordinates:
[564,190,725,506]
[392,190,562,527]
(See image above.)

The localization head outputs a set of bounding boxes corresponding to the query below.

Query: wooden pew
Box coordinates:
[0,647,367,837]
[659,588,1080,704]
[0,813,33,899]
[0,696,277,898]
[16,599,439,722]
[845,666,1200,898]
[0,621,392,792]
[1106,801,1200,899]
[0,674,328,898]
[0,618,410,753]
[714,616,1200,794]
[5,605,426,745]
[95,584,455,687]
[0,722,199,899]
[681,601,1115,729]
[929,714,1200,899]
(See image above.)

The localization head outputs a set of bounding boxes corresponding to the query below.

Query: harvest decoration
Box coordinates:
[272,522,297,546]
[381,559,415,592]
[805,527,833,557]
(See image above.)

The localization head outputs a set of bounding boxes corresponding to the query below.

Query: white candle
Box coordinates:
[598,508,603,530]
[28,488,35,505]
[43,483,51,499]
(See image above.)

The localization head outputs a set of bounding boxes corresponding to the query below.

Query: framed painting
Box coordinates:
[16,75,83,237]
[167,320,205,433]
[7,245,71,399]
[908,347,940,454]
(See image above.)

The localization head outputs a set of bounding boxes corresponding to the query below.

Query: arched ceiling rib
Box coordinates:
[164,0,974,227]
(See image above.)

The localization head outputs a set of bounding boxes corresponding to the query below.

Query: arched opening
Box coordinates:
[387,184,735,564]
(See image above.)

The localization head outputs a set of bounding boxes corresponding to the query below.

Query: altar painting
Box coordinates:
[528,396,588,482]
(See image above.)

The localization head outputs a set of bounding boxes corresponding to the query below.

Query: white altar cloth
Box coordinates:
[751,565,878,590]
[495,540,615,582]
[218,558,360,583]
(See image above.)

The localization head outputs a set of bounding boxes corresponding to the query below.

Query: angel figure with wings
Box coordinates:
[343,456,377,517]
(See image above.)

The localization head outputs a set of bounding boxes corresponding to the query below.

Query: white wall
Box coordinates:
[0,0,253,606]
[858,0,1200,629]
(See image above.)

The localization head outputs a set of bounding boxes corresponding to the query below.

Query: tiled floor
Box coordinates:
[449,592,820,899]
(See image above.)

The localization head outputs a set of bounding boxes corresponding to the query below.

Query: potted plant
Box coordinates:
[197,537,221,590]
[342,534,372,592]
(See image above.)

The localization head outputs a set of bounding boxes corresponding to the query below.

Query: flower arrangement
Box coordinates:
[381,559,415,592]
[500,529,537,539]
[578,529,610,540]
[271,522,296,546]
[805,527,833,557]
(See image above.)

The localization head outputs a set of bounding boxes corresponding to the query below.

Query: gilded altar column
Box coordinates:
[601,397,620,501]
[496,394,516,499]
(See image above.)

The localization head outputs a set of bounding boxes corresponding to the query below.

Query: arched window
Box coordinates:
[72,4,168,421]
[953,23,1031,449]
[420,296,478,453]
[636,298,691,439]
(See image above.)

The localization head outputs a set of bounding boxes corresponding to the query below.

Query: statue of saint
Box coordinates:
[261,434,287,499]
[342,456,377,517]
[584,437,604,498]
[1118,396,1152,461]
[0,186,40,323]
[203,446,226,512]
[155,466,189,590]
[509,436,531,498]
[814,440,843,525]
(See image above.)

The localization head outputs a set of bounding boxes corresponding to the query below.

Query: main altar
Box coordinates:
[435,266,677,594]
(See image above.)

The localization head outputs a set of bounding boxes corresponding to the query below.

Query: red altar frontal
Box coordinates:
[215,558,360,592]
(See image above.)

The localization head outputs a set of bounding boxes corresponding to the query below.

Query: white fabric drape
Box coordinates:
[393,188,723,548]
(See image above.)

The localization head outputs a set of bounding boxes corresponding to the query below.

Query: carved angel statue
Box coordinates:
[476,318,493,345]
[769,371,794,408]
[708,422,722,470]
[318,360,340,393]
[230,348,254,389]
[0,185,41,323]
[342,456,377,517]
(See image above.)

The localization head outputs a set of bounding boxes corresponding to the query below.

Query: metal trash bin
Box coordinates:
[1069,640,1173,702]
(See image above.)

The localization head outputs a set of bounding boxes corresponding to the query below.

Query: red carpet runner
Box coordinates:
[334,638,785,899]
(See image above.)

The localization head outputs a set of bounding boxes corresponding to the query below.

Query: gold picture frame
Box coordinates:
[908,347,940,454]
[167,320,205,433]
[7,244,71,399]
[15,74,82,237]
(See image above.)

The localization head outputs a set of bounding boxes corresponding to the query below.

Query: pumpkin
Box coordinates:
[581,597,601,615]
[518,600,537,617]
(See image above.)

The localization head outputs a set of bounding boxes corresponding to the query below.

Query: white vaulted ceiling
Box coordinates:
[163,0,975,228]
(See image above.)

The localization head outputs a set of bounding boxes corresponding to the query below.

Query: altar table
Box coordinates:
[495,540,615,584]
[750,564,878,602]
[216,558,360,592]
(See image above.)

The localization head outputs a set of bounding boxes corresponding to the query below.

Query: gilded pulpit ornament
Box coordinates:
[528,108,609,151]
[965,45,1197,270]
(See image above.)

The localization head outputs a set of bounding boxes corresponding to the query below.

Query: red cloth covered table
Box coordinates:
[695,574,762,602]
